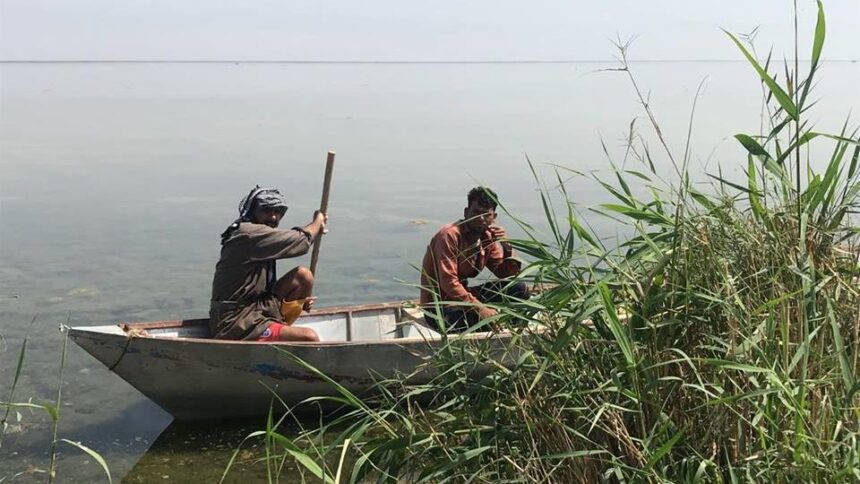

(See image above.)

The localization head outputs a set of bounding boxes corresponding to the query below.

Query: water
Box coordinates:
[1,61,858,481]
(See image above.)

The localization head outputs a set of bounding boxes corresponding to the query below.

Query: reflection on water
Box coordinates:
[0,61,857,480]
[123,419,284,483]
[125,409,351,483]
[0,399,169,483]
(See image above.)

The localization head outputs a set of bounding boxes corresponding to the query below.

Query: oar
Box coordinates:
[309,151,335,275]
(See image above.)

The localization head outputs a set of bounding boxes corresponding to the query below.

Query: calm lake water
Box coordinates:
[1,61,858,481]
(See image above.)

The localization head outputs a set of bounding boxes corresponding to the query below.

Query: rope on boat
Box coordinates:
[108,324,138,371]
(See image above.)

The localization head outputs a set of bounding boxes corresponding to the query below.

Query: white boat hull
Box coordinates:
[69,302,525,419]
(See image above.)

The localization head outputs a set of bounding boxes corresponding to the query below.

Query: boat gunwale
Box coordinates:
[153,331,507,346]
[68,326,515,347]
[67,299,524,347]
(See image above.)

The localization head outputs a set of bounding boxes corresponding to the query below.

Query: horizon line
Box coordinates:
[1,58,856,65]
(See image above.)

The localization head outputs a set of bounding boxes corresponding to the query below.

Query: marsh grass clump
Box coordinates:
[230,2,860,481]
[0,320,113,483]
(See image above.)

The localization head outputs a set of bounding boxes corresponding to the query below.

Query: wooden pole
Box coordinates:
[309,151,335,275]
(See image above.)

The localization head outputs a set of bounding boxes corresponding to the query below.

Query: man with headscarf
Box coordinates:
[210,186,327,342]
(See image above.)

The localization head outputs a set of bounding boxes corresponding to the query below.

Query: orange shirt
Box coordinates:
[419,222,520,305]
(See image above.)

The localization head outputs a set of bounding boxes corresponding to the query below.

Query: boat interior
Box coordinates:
[90,302,447,343]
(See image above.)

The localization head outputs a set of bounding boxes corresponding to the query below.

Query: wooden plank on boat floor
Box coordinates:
[350,309,398,341]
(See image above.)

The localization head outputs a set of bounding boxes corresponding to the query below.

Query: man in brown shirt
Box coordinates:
[210,186,327,342]
[420,186,529,332]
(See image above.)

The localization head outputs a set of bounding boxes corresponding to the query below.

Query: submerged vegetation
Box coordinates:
[1,322,112,483]
[229,3,860,482]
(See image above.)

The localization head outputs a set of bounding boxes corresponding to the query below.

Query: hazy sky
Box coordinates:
[1,1,857,61]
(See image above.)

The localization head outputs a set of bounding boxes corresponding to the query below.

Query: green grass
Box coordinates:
[0,318,113,483]
[229,2,860,481]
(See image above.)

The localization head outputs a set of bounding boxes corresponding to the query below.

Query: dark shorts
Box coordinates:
[210,293,283,340]
[424,280,529,333]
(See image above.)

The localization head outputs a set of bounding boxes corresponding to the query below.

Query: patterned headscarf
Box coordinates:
[220,186,289,291]
[220,185,288,244]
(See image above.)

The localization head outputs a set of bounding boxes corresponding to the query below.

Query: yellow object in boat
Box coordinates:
[279,298,305,325]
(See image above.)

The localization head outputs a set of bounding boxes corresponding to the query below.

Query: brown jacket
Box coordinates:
[419,222,520,306]
[209,223,311,340]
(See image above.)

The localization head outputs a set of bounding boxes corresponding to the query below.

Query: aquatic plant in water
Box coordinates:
[0,320,113,483]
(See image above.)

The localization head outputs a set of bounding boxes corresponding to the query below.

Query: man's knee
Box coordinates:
[279,326,320,342]
[295,266,314,289]
[297,327,320,342]
[477,280,529,303]
[508,281,530,299]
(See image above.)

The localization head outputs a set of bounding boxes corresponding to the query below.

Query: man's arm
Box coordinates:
[244,212,327,262]
[484,225,521,278]
[431,230,498,320]
[244,226,312,261]
[430,231,481,305]
[301,211,327,239]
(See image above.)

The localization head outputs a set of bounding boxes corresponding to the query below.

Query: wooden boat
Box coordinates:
[68,302,529,420]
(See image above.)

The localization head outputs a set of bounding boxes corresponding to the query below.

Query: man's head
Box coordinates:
[251,203,287,228]
[463,186,498,234]
[240,186,288,228]
[220,186,288,243]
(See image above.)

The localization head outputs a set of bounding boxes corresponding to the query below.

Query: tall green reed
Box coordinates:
[232,2,859,481]
[0,320,112,483]
[0,316,37,450]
